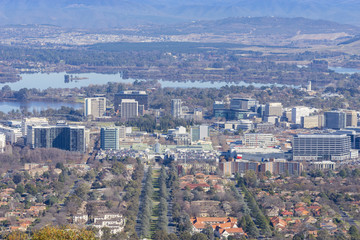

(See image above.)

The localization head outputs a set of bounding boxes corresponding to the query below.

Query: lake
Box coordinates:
[0,101,82,113]
[0,71,296,113]
[329,66,360,74]
[0,72,294,91]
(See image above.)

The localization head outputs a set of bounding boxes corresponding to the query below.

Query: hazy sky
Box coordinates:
[0,0,359,28]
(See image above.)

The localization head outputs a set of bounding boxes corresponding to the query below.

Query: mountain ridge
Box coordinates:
[0,0,359,28]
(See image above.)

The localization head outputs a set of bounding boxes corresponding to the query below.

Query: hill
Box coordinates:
[0,0,359,28]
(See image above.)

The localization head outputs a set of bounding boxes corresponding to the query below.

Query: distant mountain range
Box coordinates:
[0,0,360,28]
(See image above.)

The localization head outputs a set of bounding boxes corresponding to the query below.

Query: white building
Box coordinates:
[0,125,22,143]
[265,102,282,117]
[190,125,209,142]
[171,99,182,118]
[244,133,278,147]
[0,133,5,153]
[22,117,48,136]
[84,97,106,118]
[93,214,126,238]
[291,106,313,124]
[120,99,138,120]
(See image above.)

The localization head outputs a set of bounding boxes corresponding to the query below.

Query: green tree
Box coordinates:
[190,233,208,240]
[349,225,360,240]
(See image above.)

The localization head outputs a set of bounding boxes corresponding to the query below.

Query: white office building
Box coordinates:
[120,99,138,120]
[84,97,106,118]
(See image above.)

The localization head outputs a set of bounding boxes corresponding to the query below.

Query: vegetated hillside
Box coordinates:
[147,17,360,36]
[0,0,360,28]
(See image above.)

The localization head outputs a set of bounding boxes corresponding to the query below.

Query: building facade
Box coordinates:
[27,125,86,152]
[292,134,351,161]
[114,90,148,111]
[120,99,138,120]
[100,127,120,150]
[171,99,182,118]
[190,125,209,142]
[84,97,106,118]
[230,98,258,111]
[324,111,346,129]
[265,102,283,117]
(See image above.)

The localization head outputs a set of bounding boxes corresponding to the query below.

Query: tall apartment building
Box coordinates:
[324,111,346,129]
[171,99,182,118]
[230,98,258,111]
[244,133,277,147]
[100,127,120,150]
[22,117,48,136]
[265,102,282,117]
[84,97,106,118]
[114,90,148,111]
[27,125,86,152]
[292,134,351,161]
[120,99,138,120]
[190,125,209,142]
[345,110,357,127]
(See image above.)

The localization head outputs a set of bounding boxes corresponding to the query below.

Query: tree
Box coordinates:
[31,226,96,240]
[190,233,208,240]
[349,225,360,240]
[244,170,257,188]
[179,232,192,240]
[316,229,330,240]
[15,184,25,194]
[5,231,28,240]
[152,230,170,240]
[13,173,22,184]
[202,224,214,240]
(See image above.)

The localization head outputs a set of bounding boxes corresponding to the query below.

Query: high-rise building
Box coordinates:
[114,91,148,111]
[171,99,182,118]
[292,134,351,161]
[22,117,49,136]
[265,103,282,117]
[230,98,258,111]
[100,127,119,150]
[120,99,138,120]
[84,97,106,118]
[291,106,312,124]
[118,126,127,139]
[324,111,346,129]
[345,110,357,127]
[190,125,209,142]
[0,133,5,153]
[27,125,86,152]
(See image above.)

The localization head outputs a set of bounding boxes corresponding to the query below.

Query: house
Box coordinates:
[267,206,280,217]
[221,228,246,238]
[270,217,287,231]
[281,210,294,217]
[92,213,126,238]
[191,217,237,233]
[183,183,210,191]
[295,207,309,216]
[304,216,317,224]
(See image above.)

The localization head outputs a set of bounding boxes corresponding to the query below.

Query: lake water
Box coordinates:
[0,101,82,113]
[329,66,360,74]
[0,72,293,91]
[0,71,295,113]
